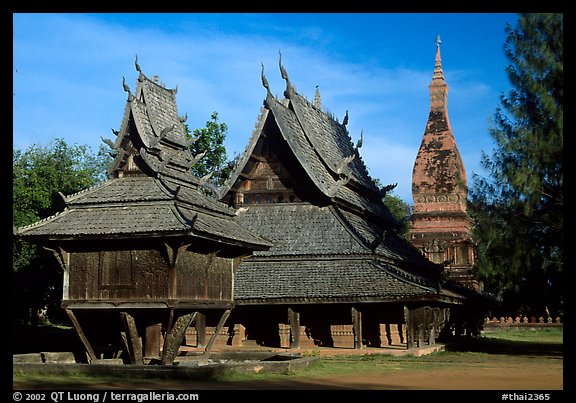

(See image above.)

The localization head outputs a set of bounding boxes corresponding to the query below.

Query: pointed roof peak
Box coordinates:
[433,34,445,82]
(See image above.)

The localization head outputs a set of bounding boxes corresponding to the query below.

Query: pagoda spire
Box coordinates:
[412,35,466,209]
[429,34,448,112]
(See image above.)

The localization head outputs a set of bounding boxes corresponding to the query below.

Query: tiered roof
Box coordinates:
[220,55,466,305]
[16,60,271,251]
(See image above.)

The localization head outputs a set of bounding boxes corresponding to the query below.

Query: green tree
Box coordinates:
[186,111,233,186]
[382,192,412,239]
[13,138,109,326]
[469,13,563,318]
[373,179,412,238]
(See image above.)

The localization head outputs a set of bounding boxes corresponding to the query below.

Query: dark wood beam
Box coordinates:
[195,312,206,348]
[351,307,363,350]
[161,311,198,365]
[65,309,97,363]
[119,311,143,364]
[288,307,300,349]
[203,309,231,356]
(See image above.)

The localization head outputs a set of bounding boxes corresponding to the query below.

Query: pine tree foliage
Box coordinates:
[469,13,563,317]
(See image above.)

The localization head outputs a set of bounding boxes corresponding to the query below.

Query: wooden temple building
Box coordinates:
[216,54,483,350]
[410,37,481,291]
[15,48,491,363]
[14,62,272,364]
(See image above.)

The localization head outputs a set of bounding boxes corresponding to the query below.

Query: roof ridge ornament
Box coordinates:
[101,136,117,150]
[313,85,321,108]
[122,76,135,102]
[379,182,397,198]
[278,50,294,98]
[135,54,146,82]
[335,153,356,175]
[135,53,142,73]
[342,110,349,126]
[198,172,219,198]
[149,124,175,149]
[326,176,351,197]
[185,150,207,172]
[355,130,363,151]
[261,62,274,106]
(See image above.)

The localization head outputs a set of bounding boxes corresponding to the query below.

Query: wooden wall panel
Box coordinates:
[176,251,233,302]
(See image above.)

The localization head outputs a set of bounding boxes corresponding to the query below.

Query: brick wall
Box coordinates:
[483,316,562,330]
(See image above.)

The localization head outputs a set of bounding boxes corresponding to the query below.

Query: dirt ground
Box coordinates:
[50,366,561,391]
[14,351,563,391]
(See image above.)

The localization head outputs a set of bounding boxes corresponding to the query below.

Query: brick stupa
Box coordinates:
[410,36,480,290]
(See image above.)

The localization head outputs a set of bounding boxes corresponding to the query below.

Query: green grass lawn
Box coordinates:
[481,327,563,342]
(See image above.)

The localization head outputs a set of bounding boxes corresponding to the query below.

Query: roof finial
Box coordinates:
[313,85,321,108]
[433,34,444,80]
[278,49,294,98]
[122,76,134,102]
[261,62,271,93]
[342,110,349,126]
[135,54,142,73]
[261,62,274,106]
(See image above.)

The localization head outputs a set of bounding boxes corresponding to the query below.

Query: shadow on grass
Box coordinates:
[445,336,563,358]
[13,325,83,354]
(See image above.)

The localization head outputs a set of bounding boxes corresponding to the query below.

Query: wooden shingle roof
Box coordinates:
[16,176,270,249]
[221,62,397,227]
[15,64,271,251]
[231,203,451,303]
[220,57,464,304]
[235,259,451,304]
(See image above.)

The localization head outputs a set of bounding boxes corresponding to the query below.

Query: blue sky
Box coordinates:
[12,13,519,203]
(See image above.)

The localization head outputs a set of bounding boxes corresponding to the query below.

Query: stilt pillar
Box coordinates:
[120,311,143,364]
[352,307,363,349]
[161,312,197,365]
[203,309,231,356]
[288,307,301,349]
[65,309,97,363]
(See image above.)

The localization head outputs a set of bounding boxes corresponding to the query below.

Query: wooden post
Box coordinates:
[65,309,97,363]
[288,308,301,349]
[120,312,143,364]
[203,309,232,356]
[404,305,414,349]
[384,323,392,345]
[144,323,162,360]
[195,312,206,348]
[351,307,363,349]
[161,312,197,365]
